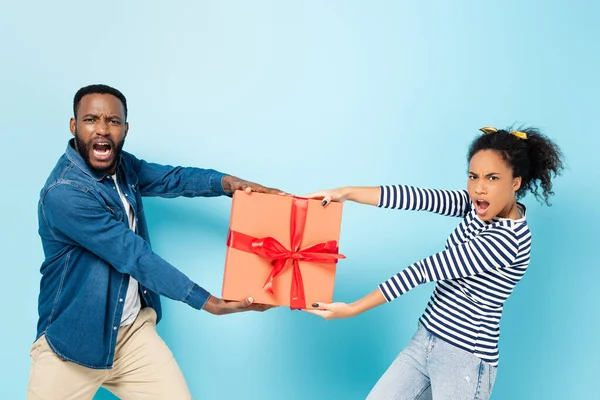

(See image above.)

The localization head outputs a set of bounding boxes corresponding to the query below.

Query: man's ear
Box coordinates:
[70,118,76,137]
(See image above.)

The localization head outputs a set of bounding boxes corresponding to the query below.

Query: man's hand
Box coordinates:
[202,295,277,315]
[221,175,286,196]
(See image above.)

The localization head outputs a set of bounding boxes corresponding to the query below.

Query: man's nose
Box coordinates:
[95,119,110,136]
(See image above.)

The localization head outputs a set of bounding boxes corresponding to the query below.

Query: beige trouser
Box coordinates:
[27,307,192,400]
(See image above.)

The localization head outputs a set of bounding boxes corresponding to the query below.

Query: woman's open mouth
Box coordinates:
[475,199,490,215]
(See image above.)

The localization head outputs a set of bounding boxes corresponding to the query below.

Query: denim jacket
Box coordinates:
[36,139,228,369]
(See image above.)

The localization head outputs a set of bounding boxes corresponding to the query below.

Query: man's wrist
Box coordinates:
[221,175,235,194]
[202,295,223,314]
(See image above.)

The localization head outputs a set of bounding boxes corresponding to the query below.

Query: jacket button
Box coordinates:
[119,298,123,302]
[143,290,147,294]
[113,326,117,331]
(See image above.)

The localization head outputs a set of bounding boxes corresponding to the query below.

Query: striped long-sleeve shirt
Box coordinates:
[377,185,531,366]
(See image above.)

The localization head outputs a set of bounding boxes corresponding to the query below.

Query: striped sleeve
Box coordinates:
[378,226,519,302]
[378,185,471,218]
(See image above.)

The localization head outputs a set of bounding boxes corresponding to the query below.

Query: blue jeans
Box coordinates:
[366,324,497,400]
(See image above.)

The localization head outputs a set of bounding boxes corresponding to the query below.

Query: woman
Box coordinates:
[304,126,564,399]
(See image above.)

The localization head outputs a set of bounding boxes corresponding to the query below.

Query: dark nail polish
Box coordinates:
[321,200,327,206]
[312,303,319,307]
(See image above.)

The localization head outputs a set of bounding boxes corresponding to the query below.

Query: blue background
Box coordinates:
[1,1,598,399]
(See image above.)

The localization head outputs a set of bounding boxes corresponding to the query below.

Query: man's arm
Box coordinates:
[220,175,284,196]
[41,184,271,314]
[131,155,284,197]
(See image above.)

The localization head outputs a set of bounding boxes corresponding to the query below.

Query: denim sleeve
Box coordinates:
[129,154,229,198]
[41,183,211,310]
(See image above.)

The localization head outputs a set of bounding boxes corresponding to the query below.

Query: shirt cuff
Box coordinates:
[378,185,385,207]
[208,171,229,196]
[378,282,396,303]
[182,283,211,310]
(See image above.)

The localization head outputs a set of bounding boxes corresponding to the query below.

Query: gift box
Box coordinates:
[221,191,345,309]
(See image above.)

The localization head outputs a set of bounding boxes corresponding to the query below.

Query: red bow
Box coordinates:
[226,196,345,309]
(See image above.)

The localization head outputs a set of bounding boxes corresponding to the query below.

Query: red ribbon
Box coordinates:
[226,196,345,309]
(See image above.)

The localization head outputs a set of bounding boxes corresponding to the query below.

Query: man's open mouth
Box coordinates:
[92,141,112,161]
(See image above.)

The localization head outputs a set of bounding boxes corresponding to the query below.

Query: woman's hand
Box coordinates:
[303,186,381,207]
[302,302,358,320]
[303,289,388,320]
[303,187,350,206]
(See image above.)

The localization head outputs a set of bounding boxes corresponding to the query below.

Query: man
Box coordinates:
[28,84,281,399]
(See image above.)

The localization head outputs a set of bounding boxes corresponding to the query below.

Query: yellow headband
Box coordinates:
[479,126,527,140]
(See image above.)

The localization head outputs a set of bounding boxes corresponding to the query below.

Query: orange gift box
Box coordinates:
[221,191,345,309]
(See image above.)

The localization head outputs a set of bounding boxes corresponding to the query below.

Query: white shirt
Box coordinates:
[111,174,142,326]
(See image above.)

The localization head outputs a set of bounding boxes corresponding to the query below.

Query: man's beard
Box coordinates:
[74,130,125,174]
